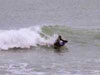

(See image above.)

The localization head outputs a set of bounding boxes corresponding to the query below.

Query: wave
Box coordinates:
[42,25,100,47]
[0,25,100,50]
[0,26,58,50]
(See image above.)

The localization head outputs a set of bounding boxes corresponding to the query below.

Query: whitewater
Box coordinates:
[0,26,57,50]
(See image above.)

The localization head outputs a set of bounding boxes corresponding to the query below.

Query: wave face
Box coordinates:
[42,25,100,48]
[0,25,100,50]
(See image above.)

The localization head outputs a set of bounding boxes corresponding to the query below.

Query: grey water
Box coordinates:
[0,0,100,29]
[0,0,100,75]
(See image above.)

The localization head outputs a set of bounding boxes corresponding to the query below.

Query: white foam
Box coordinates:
[0,27,57,50]
[7,63,46,75]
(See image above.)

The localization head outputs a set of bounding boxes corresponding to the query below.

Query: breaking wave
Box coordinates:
[0,26,57,50]
[0,25,100,50]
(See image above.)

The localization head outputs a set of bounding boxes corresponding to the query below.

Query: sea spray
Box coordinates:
[0,26,57,50]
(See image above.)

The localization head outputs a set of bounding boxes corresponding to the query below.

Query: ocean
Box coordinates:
[0,0,100,75]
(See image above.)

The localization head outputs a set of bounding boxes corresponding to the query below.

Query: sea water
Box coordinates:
[0,0,100,75]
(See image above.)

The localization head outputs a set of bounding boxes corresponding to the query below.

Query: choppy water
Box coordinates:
[0,0,100,75]
[0,25,100,75]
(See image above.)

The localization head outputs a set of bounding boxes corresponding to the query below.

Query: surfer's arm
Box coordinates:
[59,35,68,43]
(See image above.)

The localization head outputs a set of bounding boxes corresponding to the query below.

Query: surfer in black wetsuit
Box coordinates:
[54,35,68,49]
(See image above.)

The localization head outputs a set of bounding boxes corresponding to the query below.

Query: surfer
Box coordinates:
[54,35,68,49]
